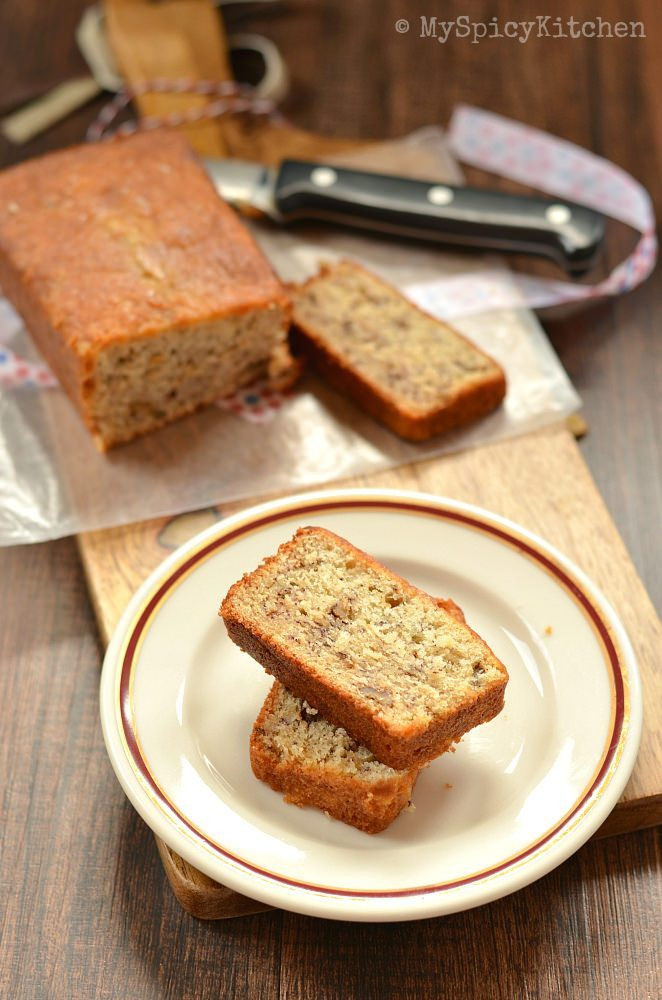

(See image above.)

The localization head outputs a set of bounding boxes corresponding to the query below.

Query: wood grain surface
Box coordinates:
[1,1,660,998]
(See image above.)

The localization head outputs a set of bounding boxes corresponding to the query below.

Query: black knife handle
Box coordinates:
[273,159,604,275]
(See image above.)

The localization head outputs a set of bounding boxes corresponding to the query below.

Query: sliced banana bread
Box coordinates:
[0,130,293,449]
[289,259,506,441]
[250,598,464,832]
[221,527,508,770]
[250,682,420,834]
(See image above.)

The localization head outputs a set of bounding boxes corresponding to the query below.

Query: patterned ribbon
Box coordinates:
[411,104,656,318]
[0,299,58,388]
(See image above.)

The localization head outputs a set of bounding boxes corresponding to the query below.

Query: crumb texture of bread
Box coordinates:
[0,130,293,448]
[250,682,419,834]
[222,526,508,769]
[89,306,288,448]
[290,259,506,441]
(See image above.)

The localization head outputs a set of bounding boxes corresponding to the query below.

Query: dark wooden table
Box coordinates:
[1,2,660,998]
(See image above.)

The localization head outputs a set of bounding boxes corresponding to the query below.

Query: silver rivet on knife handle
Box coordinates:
[310,167,338,188]
[545,204,572,225]
[427,185,455,206]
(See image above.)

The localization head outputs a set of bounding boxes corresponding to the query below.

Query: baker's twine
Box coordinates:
[86,78,286,142]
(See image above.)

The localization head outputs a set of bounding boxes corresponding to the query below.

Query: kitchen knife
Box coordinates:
[204,157,604,275]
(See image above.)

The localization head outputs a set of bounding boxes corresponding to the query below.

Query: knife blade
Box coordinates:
[203,157,604,276]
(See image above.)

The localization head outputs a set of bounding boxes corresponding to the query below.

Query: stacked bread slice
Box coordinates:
[220,527,508,833]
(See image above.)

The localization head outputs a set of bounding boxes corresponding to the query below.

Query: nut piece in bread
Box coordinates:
[221,526,508,770]
[289,259,506,441]
[0,130,294,449]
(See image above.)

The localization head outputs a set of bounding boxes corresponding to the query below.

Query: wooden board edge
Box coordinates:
[594,795,662,840]
[155,836,272,920]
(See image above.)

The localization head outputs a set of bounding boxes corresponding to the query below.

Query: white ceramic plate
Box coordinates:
[100,489,642,922]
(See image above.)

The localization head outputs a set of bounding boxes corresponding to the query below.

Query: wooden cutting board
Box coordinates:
[85,0,660,919]
[79,423,662,918]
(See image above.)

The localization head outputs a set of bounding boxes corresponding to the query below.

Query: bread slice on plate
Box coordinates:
[249,598,465,833]
[221,526,508,770]
[250,682,420,834]
[289,259,506,441]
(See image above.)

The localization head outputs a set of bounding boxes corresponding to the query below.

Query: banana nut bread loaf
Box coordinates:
[289,259,506,441]
[249,598,465,833]
[0,130,294,449]
[250,682,420,834]
[221,526,508,770]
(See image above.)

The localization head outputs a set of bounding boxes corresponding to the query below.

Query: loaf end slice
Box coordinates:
[221,526,508,770]
[250,682,420,834]
[289,259,506,441]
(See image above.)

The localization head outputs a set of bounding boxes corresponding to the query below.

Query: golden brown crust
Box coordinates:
[221,526,508,770]
[289,260,506,442]
[250,682,419,834]
[0,130,292,446]
[0,244,88,413]
[0,130,289,349]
